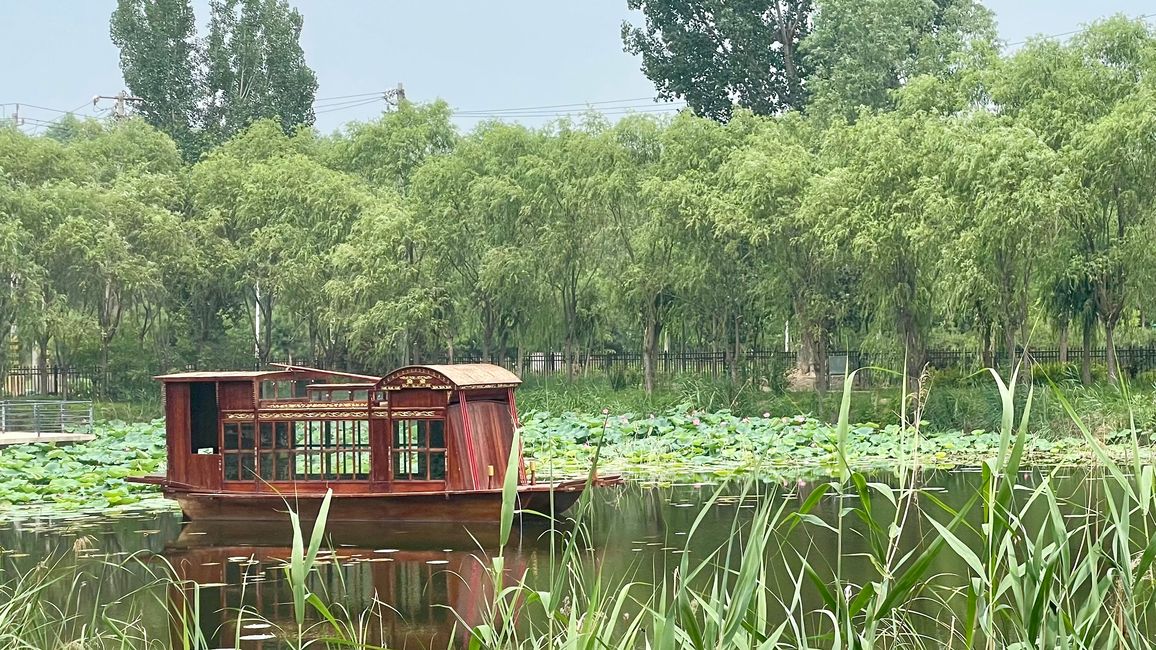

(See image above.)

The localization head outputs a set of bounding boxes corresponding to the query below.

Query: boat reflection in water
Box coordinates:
[163,519,553,649]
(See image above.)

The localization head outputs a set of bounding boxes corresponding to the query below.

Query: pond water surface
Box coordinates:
[0,469,1110,648]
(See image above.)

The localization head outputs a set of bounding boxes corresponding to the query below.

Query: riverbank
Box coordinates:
[1,404,1151,518]
[517,374,1156,437]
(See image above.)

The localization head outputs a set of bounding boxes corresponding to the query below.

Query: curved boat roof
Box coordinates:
[389,364,521,389]
[156,363,522,389]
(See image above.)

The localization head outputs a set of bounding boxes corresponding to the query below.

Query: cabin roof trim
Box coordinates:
[155,367,380,383]
[382,364,521,390]
[156,364,521,388]
[155,370,284,382]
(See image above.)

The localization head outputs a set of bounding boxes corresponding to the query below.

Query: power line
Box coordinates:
[456,104,685,116]
[453,96,666,114]
[313,96,386,111]
[456,104,687,120]
[315,98,384,115]
[1004,12,1156,48]
[313,90,386,105]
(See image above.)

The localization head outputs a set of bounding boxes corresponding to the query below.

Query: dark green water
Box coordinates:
[0,469,1108,648]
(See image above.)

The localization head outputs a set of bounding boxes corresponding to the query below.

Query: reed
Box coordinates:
[5,369,1156,648]
[466,367,1156,649]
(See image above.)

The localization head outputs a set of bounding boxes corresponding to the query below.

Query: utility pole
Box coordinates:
[10,103,22,127]
[92,90,143,119]
[383,83,406,110]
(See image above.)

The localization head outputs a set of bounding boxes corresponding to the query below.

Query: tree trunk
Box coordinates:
[1105,321,1119,385]
[37,336,48,396]
[729,312,741,383]
[813,327,830,395]
[980,320,994,369]
[901,313,926,379]
[1081,324,1093,385]
[99,335,111,399]
[641,308,661,396]
[1058,321,1069,364]
[1004,326,1018,375]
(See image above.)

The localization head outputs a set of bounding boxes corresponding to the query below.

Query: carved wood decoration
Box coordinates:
[379,367,454,392]
[136,364,595,524]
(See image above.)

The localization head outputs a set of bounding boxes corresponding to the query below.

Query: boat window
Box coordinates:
[293,380,310,398]
[392,420,446,481]
[352,389,369,401]
[222,422,256,480]
[330,389,351,401]
[260,380,314,401]
[222,419,370,481]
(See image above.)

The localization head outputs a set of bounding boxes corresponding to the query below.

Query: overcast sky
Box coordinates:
[1,1,1153,134]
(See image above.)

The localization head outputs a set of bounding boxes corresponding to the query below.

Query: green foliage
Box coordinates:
[803,0,996,122]
[110,0,318,158]
[6,15,1156,400]
[0,420,166,515]
[110,0,200,156]
[518,405,1122,481]
[471,372,1156,648]
[621,0,811,120]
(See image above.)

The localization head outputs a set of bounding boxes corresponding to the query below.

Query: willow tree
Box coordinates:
[235,154,373,365]
[991,17,1156,383]
[1066,89,1156,382]
[327,101,458,194]
[939,117,1059,368]
[409,121,541,363]
[655,112,763,382]
[0,194,37,375]
[602,114,674,394]
[721,114,849,391]
[515,117,617,375]
[821,105,948,377]
[325,194,448,368]
[189,120,306,364]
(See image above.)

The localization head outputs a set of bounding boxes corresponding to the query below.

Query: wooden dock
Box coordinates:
[0,431,95,447]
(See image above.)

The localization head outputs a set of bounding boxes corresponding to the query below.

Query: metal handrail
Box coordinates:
[0,400,94,436]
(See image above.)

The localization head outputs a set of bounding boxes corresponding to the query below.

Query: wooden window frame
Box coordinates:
[390,419,447,482]
[222,418,372,483]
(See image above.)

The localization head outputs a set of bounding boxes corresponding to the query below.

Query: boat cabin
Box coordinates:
[154,364,525,496]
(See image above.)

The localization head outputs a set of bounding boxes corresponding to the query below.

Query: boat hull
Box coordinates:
[166,483,587,523]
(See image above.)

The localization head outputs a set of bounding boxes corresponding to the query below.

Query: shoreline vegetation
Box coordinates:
[2,370,1156,647]
[1,376,1152,517]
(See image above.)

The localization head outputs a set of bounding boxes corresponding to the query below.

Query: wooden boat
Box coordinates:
[162,521,539,649]
[131,363,616,522]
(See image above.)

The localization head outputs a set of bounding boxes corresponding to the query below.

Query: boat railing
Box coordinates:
[0,400,95,436]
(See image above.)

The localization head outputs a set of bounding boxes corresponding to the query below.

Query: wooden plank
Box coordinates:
[217,381,255,411]
[389,388,449,408]
[0,432,94,446]
[186,454,221,491]
[464,399,514,491]
[166,382,190,485]
[445,403,471,491]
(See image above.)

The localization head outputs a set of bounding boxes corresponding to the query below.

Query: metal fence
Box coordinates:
[0,401,94,435]
[3,346,1154,397]
[435,346,1156,383]
[2,366,98,399]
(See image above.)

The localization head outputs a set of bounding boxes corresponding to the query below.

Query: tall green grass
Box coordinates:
[466,367,1156,649]
[4,368,1156,648]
